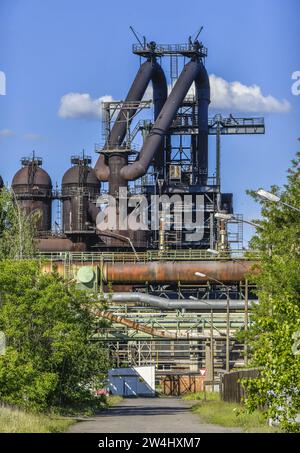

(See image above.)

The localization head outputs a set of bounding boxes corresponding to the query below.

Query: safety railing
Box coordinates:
[132,43,208,58]
[37,249,260,264]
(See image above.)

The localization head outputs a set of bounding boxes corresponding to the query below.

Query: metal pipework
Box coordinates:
[195,64,210,185]
[94,154,109,181]
[120,59,209,181]
[103,292,256,311]
[36,238,86,252]
[95,309,232,340]
[94,59,167,181]
[88,201,100,223]
[108,153,128,197]
[102,260,256,284]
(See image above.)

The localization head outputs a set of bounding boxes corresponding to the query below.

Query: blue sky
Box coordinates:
[0,0,299,244]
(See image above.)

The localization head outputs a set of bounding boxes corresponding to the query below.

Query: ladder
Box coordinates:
[170,54,179,88]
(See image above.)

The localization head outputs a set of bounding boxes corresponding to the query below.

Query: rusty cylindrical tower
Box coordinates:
[61,155,100,234]
[11,155,52,231]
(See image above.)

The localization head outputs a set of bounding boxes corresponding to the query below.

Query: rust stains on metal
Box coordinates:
[37,238,86,252]
[95,310,223,340]
[103,260,257,284]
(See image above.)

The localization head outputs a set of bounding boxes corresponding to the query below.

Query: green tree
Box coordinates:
[0,260,109,412]
[244,150,300,432]
[0,187,37,259]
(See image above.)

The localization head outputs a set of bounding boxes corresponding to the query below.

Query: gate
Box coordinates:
[160,372,205,396]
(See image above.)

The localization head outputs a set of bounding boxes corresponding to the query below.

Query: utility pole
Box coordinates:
[244,278,249,366]
[216,119,221,187]
[226,289,230,372]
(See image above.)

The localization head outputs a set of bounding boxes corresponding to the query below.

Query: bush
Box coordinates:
[0,260,109,412]
[244,150,300,432]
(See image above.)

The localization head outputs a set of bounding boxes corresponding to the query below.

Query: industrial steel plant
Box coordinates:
[1,35,266,389]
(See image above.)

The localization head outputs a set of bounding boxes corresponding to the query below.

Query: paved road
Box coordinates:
[68,397,241,433]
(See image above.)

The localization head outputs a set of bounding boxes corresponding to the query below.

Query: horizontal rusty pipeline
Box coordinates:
[36,238,86,252]
[102,260,257,284]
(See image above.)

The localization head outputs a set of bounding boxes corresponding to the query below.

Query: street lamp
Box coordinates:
[206,248,219,256]
[256,189,300,213]
[214,212,263,230]
[195,271,231,372]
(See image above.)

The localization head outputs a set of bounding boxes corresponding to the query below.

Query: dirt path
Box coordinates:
[68,397,242,433]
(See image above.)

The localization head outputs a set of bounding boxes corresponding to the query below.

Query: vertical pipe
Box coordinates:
[159,215,165,252]
[210,309,214,388]
[216,122,221,187]
[108,153,128,198]
[219,219,228,251]
[226,291,230,372]
[195,63,210,186]
[244,278,249,366]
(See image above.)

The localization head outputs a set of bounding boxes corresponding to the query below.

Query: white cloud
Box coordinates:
[0,128,14,137]
[209,74,291,113]
[145,76,290,114]
[24,133,42,141]
[58,92,114,119]
[59,75,290,120]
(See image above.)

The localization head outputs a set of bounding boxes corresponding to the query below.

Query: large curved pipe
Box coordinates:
[108,59,167,148]
[94,59,167,181]
[120,59,209,181]
[94,154,110,181]
[103,260,257,284]
[104,292,256,311]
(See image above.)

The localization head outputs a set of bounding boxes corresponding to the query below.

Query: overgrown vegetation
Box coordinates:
[0,187,37,259]
[0,405,74,433]
[0,260,109,413]
[0,188,110,418]
[183,392,277,432]
[243,148,300,432]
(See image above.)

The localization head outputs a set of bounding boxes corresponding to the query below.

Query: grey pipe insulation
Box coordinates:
[103,292,256,311]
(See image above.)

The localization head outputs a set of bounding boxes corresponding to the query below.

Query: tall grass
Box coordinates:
[0,406,74,433]
[182,391,219,401]
[182,392,278,432]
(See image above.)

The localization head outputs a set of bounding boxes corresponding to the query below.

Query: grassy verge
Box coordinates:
[182,392,278,433]
[182,391,219,402]
[0,406,74,433]
[106,395,123,407]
